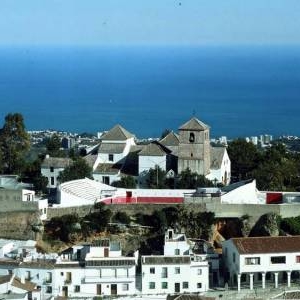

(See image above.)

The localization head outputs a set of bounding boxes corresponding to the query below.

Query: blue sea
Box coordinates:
[0,45,300,139]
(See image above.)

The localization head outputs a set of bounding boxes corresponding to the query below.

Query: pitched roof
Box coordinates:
[11,276,37,292]
[41,157,71,168]
[179,117,209,131]
[138,143,168,157]
[98,143,126,154]
[0,274,12,284]
[231,236,300,254]
[83,154,98,168]
[142,256,190,265]
[210,147,226,169]
[101,125,134,141]
[94,163,121,174]
[160,131,179,147]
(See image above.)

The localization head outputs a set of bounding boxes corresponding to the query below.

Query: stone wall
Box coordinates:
[0,189,38,213]
[0,211,41,240]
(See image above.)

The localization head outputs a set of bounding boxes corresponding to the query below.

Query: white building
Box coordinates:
[41,155,71,189]
[0,238,137,298]
[141,229,209,295]
[222,236,300,292]
[93,124,136,185]
[206,147,231,186]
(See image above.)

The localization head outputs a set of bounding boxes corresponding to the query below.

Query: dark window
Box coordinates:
[149,282,155,289]
[197,282,202,288]
[161,282,168,289]
[46,286,52,294]
[245,257,260,265]
[189,132,195,143]
[109,154,114,161]
[183,282,189,289]
[50,167,54,172]
[50,177,54,185]
[271,256,286,264]
[296,256,300,263]
[74,285,80,293]
[150,267,155,274]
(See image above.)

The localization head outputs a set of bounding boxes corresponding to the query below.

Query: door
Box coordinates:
[62,286,68,297]
[96,284,101,295]
[111,284,117,295]
[175,282,180,293]
[104,247,109,257]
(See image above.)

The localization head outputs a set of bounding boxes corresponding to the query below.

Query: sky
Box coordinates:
[0,0,300,46]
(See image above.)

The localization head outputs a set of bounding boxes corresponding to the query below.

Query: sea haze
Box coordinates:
[0,45,299,138]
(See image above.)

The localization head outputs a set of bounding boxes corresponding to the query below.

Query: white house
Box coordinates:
[206,146,231,185]
[141,229,209,295]
[222,236,300,292]
[93,125,136,185]
[41,155,71,189]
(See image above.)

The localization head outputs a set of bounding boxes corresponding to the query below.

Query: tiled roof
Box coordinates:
[210,147,226,169]
[232,236,300,254]
[92,239,110,247]
[83,154,98,168]
[41,157,71,168]
[101,125,134,141]
[20,260,56,269]
[160,131,179,147]
[94,163,121,174]
[167,295,215,300]
[138,143,168,157]
[179,117,209,131]
[85,259,135,267]
[142,256,190,265]
[98,143,126,154]
[12,276,36,292]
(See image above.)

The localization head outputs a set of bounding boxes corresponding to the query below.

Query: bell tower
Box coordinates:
[178,117,210,175]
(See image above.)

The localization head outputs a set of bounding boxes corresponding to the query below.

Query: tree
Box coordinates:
[0,113,30,174]
[177,168,214,189]
[45,133,61,156]
[21,159,48,194]
[227,138,261,181]
[57,157,92,183]
[111,176,136,188]
[146,166,167,189]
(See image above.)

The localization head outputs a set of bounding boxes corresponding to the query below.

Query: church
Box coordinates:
[87,117,231,187]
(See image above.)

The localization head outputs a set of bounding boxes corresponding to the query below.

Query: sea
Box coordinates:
[0,45,300,139]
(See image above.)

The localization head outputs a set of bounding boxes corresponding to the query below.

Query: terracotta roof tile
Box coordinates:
[232,236,300,254]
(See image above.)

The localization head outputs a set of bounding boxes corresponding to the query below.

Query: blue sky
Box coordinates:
[0,0,300,46]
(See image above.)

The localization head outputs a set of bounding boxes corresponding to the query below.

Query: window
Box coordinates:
[122,284,129,291]
[245,257,261,265]
[46,272,52,283]
[108,154,114,162]
[189,132,195,143]
[149,282,155,289]
[102,176,110,185]
[60,272,64,276]
[197,269,202,275]
[174,249,180,255]
[50,177,54,185]
[161,267,168,278]
[296,256,300,263]
[150,267,155,274]
[74,285,80,293]
[182,282,189,289]
[25,271,31,280]
[233,253,236,263]
[271,256,286,264]
[46,286,52,294]
[197,283,202,289]
[50,167,54,172]
[175,267,180,274]
[161,282,168,289]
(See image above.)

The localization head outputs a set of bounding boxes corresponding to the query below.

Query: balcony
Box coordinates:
[83,275,135,284]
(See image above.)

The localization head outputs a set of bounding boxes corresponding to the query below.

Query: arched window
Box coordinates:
[189,132,195,143]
